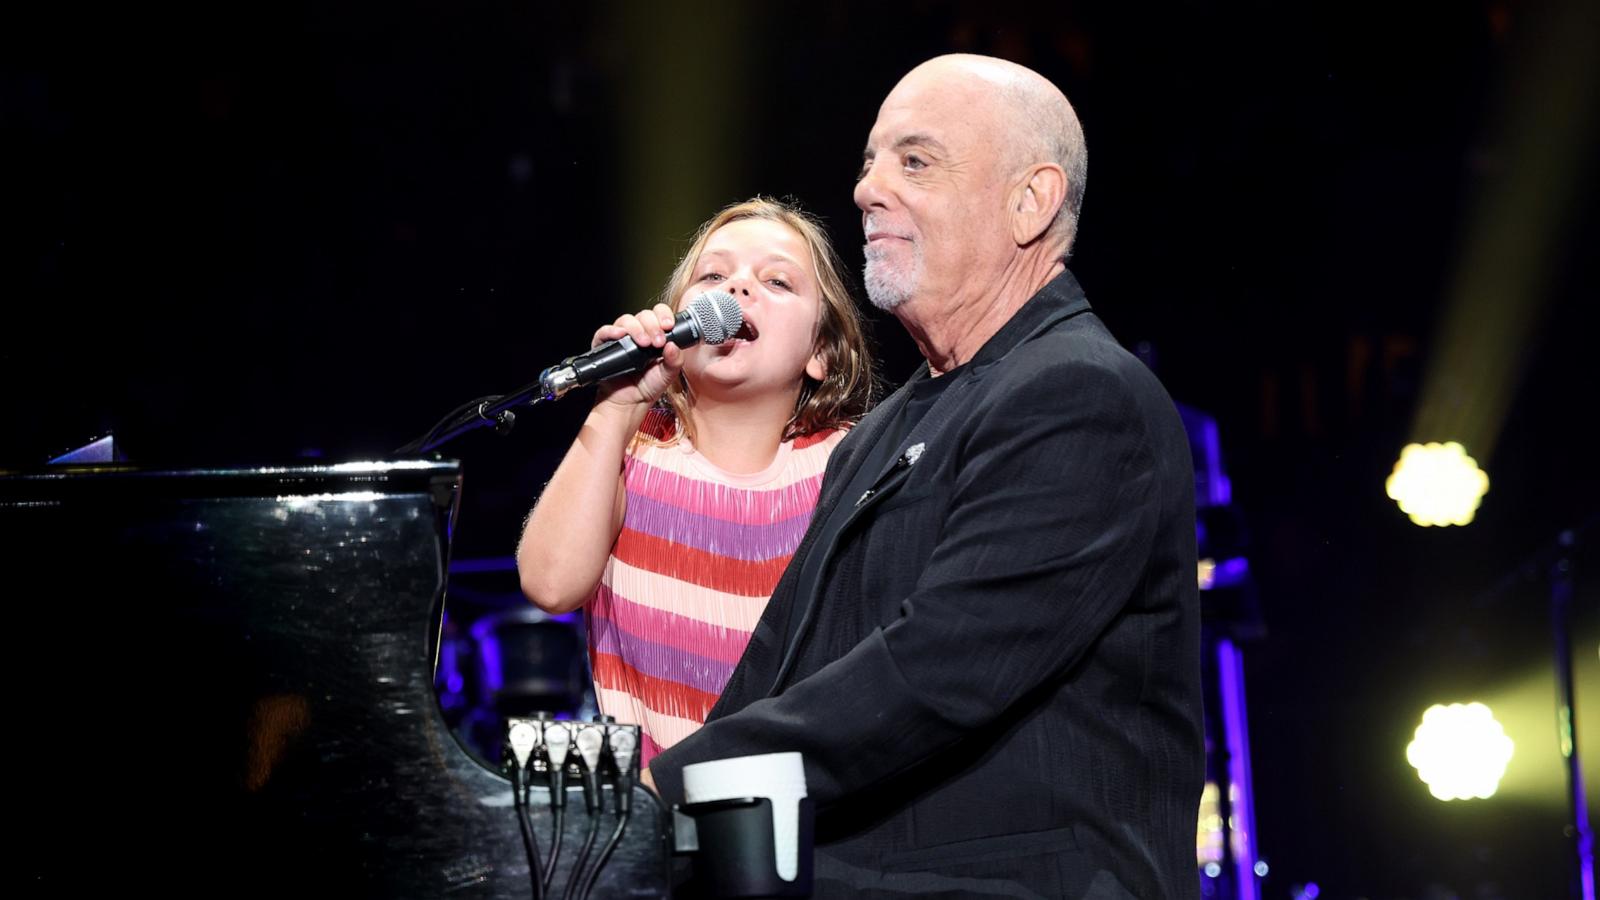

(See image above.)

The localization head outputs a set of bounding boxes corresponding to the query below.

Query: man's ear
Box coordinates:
[1010,163,1067,247]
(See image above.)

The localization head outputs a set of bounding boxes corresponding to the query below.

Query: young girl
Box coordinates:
[517,197,874,763]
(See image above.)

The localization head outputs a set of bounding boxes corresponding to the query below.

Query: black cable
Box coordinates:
[560,768,604,900]
[394,394,500,456]
[577,725,637,900]
[512,769,545,900]
[576,804,629,900]
[542,802,564,895]
[540,723,571,897]
[560,811,602,900]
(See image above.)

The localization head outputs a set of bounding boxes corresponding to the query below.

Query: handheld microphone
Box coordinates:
[538,291,743,400]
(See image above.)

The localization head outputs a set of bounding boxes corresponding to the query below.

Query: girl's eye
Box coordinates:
[699,272,725,282]
[768,278,791,290]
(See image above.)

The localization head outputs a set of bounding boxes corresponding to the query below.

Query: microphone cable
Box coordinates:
[540,723,572,896]
[560,725,606,900]
[505,720,545,900]
[577,728,638,900]
[395,393,503,457]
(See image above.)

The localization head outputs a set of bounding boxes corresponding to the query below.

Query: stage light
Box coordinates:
[1196,780,1223,866]
[1406,702,1514,800]
[1197,557,1250,591]
[1385,442,1490,526]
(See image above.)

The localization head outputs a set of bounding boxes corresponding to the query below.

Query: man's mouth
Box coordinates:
[863,214,911,245]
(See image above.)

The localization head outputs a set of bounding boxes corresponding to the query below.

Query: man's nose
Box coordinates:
[854,157,888,211]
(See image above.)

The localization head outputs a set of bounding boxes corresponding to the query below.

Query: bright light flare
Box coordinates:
[1385,441,1489,526]
[1406,702,1514,800]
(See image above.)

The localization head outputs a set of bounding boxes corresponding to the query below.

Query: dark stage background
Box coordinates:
[4,2,1597,897]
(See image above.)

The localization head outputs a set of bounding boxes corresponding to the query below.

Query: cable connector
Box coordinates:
[543,721,572,768]
[507,718,542,771]
[544,721,572,810]
[504,717,546,898]
[606,726,639,814]
[575,724,604,772]
[574,725,605,814]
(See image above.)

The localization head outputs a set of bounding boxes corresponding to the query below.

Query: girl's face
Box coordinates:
[676,217,828,402]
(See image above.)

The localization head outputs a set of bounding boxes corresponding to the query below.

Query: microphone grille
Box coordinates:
[688,290,743,345]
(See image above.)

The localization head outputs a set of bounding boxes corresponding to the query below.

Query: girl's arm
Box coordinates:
[516,305,682,613]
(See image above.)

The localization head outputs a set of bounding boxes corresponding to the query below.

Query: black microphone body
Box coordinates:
[568,311,705,385]
[539,291,741,400]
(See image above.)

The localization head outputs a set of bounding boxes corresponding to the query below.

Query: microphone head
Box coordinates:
[687,290,743,345]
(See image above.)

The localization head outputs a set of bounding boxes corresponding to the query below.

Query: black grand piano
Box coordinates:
[4,460,671,897]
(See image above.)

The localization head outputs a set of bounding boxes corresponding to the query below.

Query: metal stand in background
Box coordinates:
[1479,517,1597,900]
[1219,637,1261,900]
[1198,613,1264,900]
[1180,398,1267,900]
[1550,529,1596,900]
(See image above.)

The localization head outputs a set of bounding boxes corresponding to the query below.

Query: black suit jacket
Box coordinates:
[652,271,1203,899]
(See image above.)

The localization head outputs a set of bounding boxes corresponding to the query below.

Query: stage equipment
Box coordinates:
[1406,702,1516,800]
[1385,441,1490,526]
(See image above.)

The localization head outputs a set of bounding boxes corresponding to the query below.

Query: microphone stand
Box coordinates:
[396,369,568,457]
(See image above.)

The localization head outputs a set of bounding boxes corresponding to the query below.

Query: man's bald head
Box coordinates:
[891,55,1087,257]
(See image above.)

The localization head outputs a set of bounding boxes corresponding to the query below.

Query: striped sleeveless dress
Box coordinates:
[586,409,845,764]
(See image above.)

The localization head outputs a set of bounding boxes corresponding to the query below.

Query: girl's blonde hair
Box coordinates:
[652,197,875,443]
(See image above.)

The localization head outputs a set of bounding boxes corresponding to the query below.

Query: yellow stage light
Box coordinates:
[1385,442,1490,526]
[1406,702,1515,800]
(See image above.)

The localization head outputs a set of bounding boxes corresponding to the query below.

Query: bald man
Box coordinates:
[648,55,1203,898]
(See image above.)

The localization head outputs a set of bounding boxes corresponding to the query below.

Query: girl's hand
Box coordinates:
[592,303,684,410]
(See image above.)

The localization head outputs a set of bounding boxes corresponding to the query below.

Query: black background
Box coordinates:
[5,2,1597,897]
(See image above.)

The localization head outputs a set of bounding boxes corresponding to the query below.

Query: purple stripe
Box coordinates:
[588,606,738,696]
[591,584,756,664]
[622,492,813,561]
[624,456,827,523]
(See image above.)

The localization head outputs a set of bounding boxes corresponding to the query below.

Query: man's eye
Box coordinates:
[904,154,926,170]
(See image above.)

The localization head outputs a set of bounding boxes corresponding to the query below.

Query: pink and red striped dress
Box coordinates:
[586,409,845,764]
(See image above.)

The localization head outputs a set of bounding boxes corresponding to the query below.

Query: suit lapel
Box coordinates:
[813,377,916,514]
[841,287,1087,521]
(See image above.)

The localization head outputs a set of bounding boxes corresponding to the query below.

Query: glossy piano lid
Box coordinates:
[0,458,463,502]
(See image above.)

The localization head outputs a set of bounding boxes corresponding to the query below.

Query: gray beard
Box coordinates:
[863,243,922,312]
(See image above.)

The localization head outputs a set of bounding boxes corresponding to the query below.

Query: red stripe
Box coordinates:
[591,651,718,724]
[792,428,838,450]
[639,408,678,441]
[613,528,792,597]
